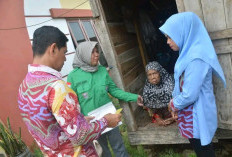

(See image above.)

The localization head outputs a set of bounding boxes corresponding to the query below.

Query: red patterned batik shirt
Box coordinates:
[18,64,108,157]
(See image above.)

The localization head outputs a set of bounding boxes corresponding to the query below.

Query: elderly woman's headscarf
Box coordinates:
[159,12,226,97]
[72,41,99,72]
[143,61,174,109]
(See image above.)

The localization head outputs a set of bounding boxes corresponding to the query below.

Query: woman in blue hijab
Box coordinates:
[159,12,226,157]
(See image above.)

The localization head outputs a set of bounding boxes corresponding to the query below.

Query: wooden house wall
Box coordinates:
[90,0,232,144]
[101,0,146,96]
[176,0,232,130]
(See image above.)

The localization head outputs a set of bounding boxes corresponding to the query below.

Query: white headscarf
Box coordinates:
[73,41,98,72]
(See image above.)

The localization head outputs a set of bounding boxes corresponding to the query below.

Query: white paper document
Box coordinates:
[87,102,122,134]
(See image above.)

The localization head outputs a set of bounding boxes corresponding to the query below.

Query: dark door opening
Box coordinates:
[121,0,179,74]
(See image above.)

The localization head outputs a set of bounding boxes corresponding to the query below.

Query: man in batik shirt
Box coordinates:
[18,26,121,157]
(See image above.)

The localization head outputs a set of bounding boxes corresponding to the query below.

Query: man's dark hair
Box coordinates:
[32,26,68,57]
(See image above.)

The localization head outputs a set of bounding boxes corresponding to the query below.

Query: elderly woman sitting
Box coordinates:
[143,61,175,126]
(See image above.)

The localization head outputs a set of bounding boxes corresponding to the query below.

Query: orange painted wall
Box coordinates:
[0,0,34,145]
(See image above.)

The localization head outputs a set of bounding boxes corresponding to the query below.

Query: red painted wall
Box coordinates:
[0,0,34,146]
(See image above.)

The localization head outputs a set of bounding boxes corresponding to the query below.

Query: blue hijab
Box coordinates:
[159,12,226,97]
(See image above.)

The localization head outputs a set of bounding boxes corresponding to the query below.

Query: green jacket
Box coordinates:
[67,65,138,115]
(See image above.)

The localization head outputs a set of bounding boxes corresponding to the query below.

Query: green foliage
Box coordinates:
[110,96,148,157]
[158,149,181,157]
[107,119,148,157]
[0,117,27,157]
[121,129,148,157]
[32,147,43,157]
[188,153,197,157]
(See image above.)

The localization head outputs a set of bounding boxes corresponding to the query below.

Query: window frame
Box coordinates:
[67,19,101,47]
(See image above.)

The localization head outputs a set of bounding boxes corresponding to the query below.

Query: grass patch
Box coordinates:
[109,97,148,157]
[158,149,181,157]
[32,147,43,157]
[107,121,148,157]
[120,124,148,157]
[188,154,197,157]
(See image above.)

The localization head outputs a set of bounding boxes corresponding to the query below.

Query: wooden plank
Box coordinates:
[183,0,204,21]
[128,123,189,145]
[121,56,142,75]
[123,64,144,85]
[128,102,138,113]
[134,19,147,68]
[118,47,140,64]
[125,72,146,112]
[108,23,137,46]
[115,40,138,55]
[224,0,232,28]
[215,128,232,139]
[134,106,151,128]
[201,0,226,32]
[175,0,185,12]
[126,72,146,94]
[215,44,232,54]
[209,28,232,40]
[212,39,229,47]
[128,123,223,145]
[213,54,232,130]
[120,101,138,132]
[89,0,100,17]
[108,23,128,37]
[230,38,232,45]
[204,0,228,46]
[111,34,136,46]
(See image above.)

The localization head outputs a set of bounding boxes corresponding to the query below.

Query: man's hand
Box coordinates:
[84,116,95,123]
[103,113,121,128]
[137,95,144,106]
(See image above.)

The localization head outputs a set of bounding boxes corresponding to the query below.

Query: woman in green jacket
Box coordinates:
[68,41,143,157]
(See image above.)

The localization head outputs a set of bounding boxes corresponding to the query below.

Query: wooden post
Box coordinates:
[89,0,100,18]
[89,0,138,132]
[120,101,138,132]
[134,19,147,68]
[175,0,185,12]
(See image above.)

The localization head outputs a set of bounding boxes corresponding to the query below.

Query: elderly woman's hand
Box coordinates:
[168,101,178,121]
[137,95,144,106]
[171,111,178,121]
